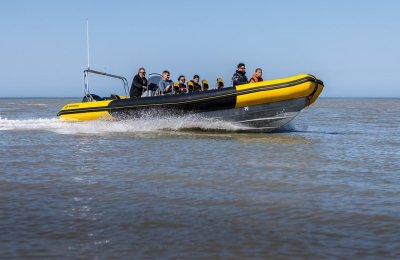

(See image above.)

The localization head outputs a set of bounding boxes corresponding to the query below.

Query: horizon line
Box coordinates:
[1,96,399,99]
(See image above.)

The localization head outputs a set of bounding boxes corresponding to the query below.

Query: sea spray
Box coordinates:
[0,114,244,135]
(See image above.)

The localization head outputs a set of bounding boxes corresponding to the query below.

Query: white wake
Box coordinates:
[0,115,244,135]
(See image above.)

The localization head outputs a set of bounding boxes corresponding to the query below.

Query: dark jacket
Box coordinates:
[179,83,187,93]
[190,80,202,92]
[130,74,148,98]
[232,70,248,87]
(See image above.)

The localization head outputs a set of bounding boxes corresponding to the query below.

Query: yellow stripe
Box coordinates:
[236,74,318,108]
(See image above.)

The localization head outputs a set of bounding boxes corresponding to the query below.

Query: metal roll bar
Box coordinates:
[83,69,129,101]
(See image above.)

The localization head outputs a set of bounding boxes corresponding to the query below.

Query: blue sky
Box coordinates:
[0,0,399,97]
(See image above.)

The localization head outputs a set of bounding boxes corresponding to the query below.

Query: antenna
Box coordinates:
[84,20,91,100]
[86,20,90,69]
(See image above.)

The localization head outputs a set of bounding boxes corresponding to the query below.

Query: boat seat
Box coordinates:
[202,80,209,91]
[216,78,224,89]
[173,82,180,94]
[147,83,159,91]
[82,94,104,102]
[187,81,194,92]
[141,82,162,97]
[110,94,121,100]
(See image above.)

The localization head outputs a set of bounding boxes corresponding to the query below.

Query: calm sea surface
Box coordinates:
[0,98,399,259]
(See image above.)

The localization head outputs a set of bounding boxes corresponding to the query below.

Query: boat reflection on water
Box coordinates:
[231,133,311,144]
[128,128,312,145]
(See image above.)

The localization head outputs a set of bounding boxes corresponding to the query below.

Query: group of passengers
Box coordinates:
[178,75,201,93]
[158,71,204,94]
[129,63,263,98]
[232,63,263,86]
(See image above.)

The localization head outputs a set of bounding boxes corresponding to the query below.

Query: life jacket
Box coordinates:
[250,73,263,83]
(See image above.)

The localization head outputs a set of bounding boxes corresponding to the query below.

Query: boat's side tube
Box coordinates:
[57,100,114,121]
[307,81,324,106]
[235,74,322,108]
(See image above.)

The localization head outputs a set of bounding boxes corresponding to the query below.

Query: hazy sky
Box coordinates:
[0,0,399,97]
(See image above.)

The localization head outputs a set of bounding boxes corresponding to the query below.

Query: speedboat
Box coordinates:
[57,69,324,132]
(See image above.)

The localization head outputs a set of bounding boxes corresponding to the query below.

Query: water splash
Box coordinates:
[0,115,245,135]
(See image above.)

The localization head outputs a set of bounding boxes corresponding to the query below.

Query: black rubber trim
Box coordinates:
[236,77,323,96]
[57,87,237,116]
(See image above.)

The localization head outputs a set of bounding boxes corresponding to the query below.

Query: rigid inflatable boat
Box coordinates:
[57,69,324,132]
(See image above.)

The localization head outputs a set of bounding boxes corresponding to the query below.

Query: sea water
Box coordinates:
[0,98,399,258]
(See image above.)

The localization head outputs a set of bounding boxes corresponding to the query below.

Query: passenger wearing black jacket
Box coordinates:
[191,75,202,92]
[130,67,148,98]
[231,63,248,87]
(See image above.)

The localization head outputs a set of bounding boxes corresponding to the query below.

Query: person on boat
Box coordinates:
[249,68,263,83]
[231,63,248,87]
[130,67,148,98]
[158,70,174,94]
[190,75,202,92]
[177,75,187,93]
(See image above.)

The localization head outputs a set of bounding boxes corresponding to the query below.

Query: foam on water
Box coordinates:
[30,103,48,106]
[0,114,244,135]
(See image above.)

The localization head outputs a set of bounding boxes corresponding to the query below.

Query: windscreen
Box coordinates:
[148,74,162,91]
